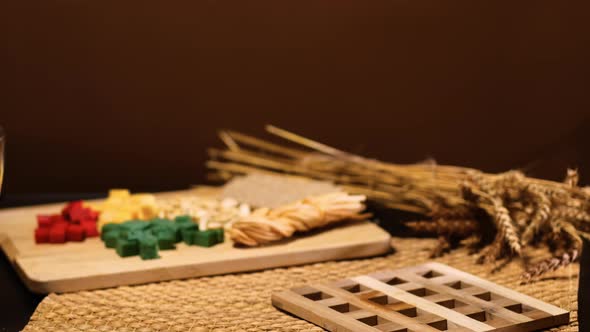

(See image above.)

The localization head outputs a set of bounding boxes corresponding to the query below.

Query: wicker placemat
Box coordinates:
[22,237,578,332]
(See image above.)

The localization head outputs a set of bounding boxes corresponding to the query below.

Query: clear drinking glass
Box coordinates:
[0,126,4,194]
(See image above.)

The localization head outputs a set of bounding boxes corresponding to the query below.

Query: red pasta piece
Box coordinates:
[66,224,85,242]
[37,215,53,228]
[81,220,99,237]
[35,201,101,244]
[49,226,66,243]
[34,228,50,243]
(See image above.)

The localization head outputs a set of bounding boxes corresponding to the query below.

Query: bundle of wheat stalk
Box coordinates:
[207,125,590,281]
[228,192,369,246]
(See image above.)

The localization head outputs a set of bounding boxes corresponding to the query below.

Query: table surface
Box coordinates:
[0,193,104,332]
[0,193,587,332]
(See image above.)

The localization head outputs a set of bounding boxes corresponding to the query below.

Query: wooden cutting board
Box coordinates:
[0,187,391,294]
[272,262,569,332]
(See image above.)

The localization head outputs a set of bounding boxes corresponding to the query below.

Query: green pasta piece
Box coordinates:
[174,215,193,224]
[155,229,176,250]
[193,230,218,247]
[212,228,224,243]
[103,230,120,248]
[182,229,198,245]
[139,235,159,260]
[101,223,121,241]
[116,238,139,257]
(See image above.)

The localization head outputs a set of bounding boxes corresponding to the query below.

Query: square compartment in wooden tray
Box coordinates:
[272,262,569,332]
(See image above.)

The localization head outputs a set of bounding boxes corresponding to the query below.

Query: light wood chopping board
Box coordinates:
[0,187,391,293]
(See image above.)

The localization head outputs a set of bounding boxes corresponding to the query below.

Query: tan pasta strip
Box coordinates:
[228,192,369,246]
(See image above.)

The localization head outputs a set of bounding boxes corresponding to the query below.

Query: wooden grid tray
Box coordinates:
[272,262,569,332]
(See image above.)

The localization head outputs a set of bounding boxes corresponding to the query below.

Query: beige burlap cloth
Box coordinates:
[23,237,579,332]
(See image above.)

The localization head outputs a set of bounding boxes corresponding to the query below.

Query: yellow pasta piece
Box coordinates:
[88,189,159,229]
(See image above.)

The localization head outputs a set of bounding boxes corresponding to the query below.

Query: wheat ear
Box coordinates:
[490,197,522,256]
[522,184,551,244]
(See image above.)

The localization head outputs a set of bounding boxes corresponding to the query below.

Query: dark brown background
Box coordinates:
[2,0,590,195]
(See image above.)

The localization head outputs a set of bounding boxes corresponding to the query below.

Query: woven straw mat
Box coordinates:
[23,237,579,332]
